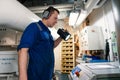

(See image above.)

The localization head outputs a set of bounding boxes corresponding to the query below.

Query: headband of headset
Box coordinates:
[42,6,54,19]
[42,6,59,19]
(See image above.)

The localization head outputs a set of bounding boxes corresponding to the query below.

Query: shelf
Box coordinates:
[61,35,75,73]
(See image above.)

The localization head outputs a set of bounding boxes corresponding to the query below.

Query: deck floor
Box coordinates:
[54,70,69,80]
[0,70,70,80]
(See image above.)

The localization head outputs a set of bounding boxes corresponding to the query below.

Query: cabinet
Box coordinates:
[0,26,22,46]
[80,26,104,50]
[61,35,75,73]
[0,27,16,46]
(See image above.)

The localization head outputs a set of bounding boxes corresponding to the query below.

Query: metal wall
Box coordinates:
[111,0,120,64]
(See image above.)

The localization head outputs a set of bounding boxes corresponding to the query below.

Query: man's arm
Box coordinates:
[18,48,29,80]
[54,37,62,48]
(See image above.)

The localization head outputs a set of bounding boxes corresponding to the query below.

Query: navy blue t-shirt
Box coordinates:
[17,21,54,80]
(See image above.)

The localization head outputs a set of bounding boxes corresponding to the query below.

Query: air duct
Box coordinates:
[0,0,61,40]
[0,0,40,31]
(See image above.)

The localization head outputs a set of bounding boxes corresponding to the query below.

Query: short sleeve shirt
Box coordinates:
[17,21,54,80]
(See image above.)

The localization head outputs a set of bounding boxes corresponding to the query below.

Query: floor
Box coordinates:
[0,70,70,80]
[55,70,69,80]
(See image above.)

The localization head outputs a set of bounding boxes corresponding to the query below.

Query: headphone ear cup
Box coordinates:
[42,10,50,19]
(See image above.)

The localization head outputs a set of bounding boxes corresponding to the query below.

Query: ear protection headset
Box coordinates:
[42,6,54,19]
[42,10,50,19]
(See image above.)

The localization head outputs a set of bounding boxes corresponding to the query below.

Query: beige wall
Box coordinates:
[54,42,62,70]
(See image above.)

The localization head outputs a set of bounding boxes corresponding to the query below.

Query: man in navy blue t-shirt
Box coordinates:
[17,6,62,80]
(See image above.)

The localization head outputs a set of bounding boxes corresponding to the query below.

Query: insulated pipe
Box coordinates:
[0,0,60,40]
[0,0,40,31]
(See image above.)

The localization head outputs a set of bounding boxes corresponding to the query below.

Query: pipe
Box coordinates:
[29,4,73,13]
[75,0,106,27]
[94,0,107,9]
[0,0,40,31]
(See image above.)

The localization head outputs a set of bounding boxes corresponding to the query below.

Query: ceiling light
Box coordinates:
[69,11,79,27]
[76,10,87,26]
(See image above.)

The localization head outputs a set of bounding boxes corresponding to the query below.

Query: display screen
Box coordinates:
[71,66,81,75]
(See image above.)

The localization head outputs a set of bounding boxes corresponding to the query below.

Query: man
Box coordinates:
[17,6,62,80]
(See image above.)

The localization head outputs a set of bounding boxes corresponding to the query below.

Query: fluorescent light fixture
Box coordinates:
[76,10,87,26]
[69,11,79,27]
